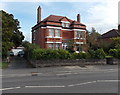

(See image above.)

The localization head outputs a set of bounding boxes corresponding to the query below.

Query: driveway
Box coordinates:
[8,56,32,69]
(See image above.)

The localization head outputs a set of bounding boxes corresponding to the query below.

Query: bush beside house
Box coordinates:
[109,49,120,59]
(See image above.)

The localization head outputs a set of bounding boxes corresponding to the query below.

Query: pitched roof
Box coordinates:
[42,15,64,22]
[42,15,85,26]
[99,29,120,39]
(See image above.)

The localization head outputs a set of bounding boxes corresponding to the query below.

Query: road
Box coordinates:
[1,65,119,93]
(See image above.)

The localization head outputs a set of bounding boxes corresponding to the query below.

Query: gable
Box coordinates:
[99,29,120,39]
[60,17,70,22]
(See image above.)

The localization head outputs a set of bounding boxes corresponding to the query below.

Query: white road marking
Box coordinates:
[68,81,97,87]
[0,87,21,91]
[97,80,119,82]
[2,73,43,78]
[25,85,65,88]
[56,73,72,76]
[68,79,119,87]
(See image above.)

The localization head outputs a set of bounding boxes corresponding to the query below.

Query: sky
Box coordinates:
[0,0,119,42]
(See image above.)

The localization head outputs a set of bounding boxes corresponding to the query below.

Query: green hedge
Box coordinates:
[94,49,106,59]
[89,49,106,59]
[109,49,120,58]
[32,49,71,60]
[25,44,120,60]
[72,52,90,59]
[31,48,107,60]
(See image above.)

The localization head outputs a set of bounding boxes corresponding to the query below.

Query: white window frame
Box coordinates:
[65,23,69,27]
[56,44,60,49]
[49,28,54,37]
[62,23,65,27]
[33,30,36,40]
[49,43,54,49]
[75,31,84,39]
[55,29,60,37]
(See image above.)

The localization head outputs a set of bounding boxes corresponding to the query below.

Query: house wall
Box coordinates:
[32,18,86,50]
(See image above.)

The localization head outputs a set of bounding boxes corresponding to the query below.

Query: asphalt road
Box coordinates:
[1,65,119,93]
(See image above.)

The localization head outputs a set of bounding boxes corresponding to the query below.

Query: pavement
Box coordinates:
[1,65,119,93]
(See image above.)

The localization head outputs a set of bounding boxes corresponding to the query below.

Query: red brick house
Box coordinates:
[97,29,120,44]
[32,6,86,51]
[98,29,120,39]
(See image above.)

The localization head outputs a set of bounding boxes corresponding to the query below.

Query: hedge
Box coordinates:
[32,49,71,60]
[109,49,120,58]
[89,49,106,59]
[26,47,120,60]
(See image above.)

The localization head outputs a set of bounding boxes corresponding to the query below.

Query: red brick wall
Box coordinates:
[32,20,86,49]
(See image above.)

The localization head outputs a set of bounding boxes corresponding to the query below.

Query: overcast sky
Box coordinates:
[1,0,119,42]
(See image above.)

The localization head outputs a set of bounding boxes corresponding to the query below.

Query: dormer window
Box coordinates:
[62,23,65,27]
[62,23,69,27]
[66,23,69,27]
[61,21,69,27]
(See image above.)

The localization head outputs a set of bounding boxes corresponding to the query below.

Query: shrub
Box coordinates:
[88,50,95,59]
[72,52,90,59]
[57,49,71,59]
[109,49,119,58]
[32,48,46,60]
[32,49,71,60]
[22,41,39,59]
[117,49,120,59]
[45,49,60,59]
[94,49,106,59]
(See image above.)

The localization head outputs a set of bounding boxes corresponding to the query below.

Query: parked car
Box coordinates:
[9,51,14,56]
[17,51,25,57]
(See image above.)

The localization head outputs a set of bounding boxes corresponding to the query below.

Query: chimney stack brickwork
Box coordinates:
[77,14,80,23]
[37,6,41,23]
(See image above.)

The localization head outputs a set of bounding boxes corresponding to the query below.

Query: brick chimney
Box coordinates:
[37,6,41,23]
[77,14,80,23]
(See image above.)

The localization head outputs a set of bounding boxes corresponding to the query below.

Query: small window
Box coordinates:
[62,23,65,27]
[56,44,60,49]
[33,30,36,32]
[76,31,79,38]
[65,23,69,27]
[62,23,69,27]
[33,32,36,40]
[76,31,84,39]
[55,29,60,37]
[49,44,54,49]
[49,29,54,37]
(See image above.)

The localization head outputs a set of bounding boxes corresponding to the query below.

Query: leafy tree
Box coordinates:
[86,28,101,50]
[1,10,24,58]
[111,38,120,49]
[67,40,75,53]
[22,41,39,59]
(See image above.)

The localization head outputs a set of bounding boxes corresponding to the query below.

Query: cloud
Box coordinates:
[86,0,118,34]
[0,2,6,10]
[1,0,119,42]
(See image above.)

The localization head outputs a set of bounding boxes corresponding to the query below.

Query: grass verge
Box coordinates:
[0,62,9,69]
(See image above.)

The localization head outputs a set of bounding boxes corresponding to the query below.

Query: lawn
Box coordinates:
[0,62,9,69]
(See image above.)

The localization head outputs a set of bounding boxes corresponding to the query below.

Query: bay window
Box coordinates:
[49,44,54,49]
[49,29,54,37]
[56,44,60,49]
[55,29,60,37]
[76,31,84,39]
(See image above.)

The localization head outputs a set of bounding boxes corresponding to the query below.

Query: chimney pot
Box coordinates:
[77,14,80,23]
[37,6,41,23]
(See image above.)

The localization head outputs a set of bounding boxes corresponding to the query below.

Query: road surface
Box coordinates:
[1,65,119,93]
